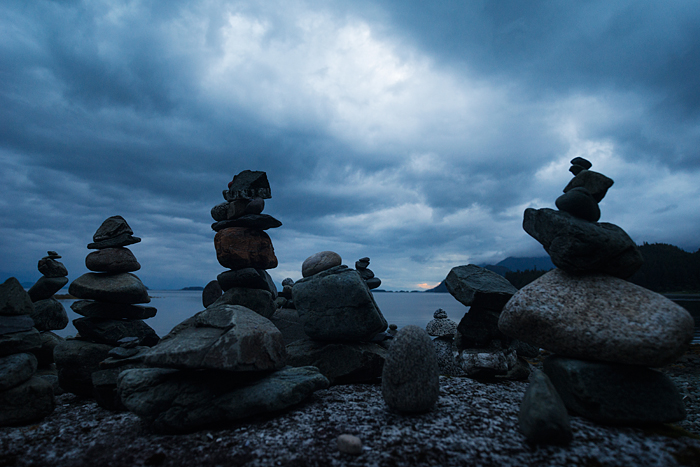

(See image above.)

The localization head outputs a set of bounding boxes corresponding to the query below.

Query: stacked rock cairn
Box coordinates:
[0,278,55,426]
[499,157,694,444]
[54,216,159,407]
[425,309,458,375]
[115,171,329,433]
[355,257,381,290]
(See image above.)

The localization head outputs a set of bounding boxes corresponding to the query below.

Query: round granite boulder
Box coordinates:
[301,251,342,278]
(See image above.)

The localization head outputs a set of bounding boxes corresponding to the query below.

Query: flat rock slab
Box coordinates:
[73,317,160,347]
[27,276,69,302]
[144,304,286,372]
[0,375,54,427]
[445,265,518,311]
[212,214,282,232]
[71,300,157,320]
[0,329,42,358]
[53,340,113,396]
[0,352,38,392]
[543,355,686,425]
[499,269,694,367]
[69,273,150,304]
[0,277,34,316]
[118,366,329,434]
[30,298,69,331]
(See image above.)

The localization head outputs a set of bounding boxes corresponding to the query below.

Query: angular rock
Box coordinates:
[211,287,276,319]
[523,208,643,278]
[0,376,54,426]
[214,227,278,270]
[93,215,134,242]
[293,266,387,341]
[202,280,222,308]
[69,272,150,304]
[71,300,157,320]
[118,366,328,434]
[286,338,387,384]
[144,304,286,372]
[217,268,277,297]
[27,276,69,302]
[225,199,250,220]
[382,326,439,413]
[563,169,614,203]
[225,170,272,200]
[0,277,34,316]
[0,315,35,335]
[499,269,694,367]
[457,348,518,377]
[543,355,686,425]
[37,257,68,278]
[0,352,38,391]
[53,339,113,396]
[301,251,342,278]
[30,298,69,331]
[88,232,141,250]
[0,329,42,357]
[212,214,282,232]
[31,331,63,366]
[445,265,518,310]
[85,247,141,273]
[426,309,457,338]
[555,187,600,222]
[456,306,508,349]
[73,317,160,347]
[519,369,572,445]
[269,308,307,345]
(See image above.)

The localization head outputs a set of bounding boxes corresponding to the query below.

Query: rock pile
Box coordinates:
[0,277,54,426]
[286,251,389,384]
[54,216,159,402]
[499,157,693,430]
[426,309,460,375]
[355,257,381,290]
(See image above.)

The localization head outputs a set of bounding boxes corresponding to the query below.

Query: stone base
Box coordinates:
[0,376,54,426]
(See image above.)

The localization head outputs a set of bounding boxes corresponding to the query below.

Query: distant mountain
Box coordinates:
[424,281,448,293]
[181,286,204,291]
[629,243,700,293]
[483,265,511,277]
[495,256,554,272]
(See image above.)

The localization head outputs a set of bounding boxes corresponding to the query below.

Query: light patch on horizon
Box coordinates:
[416,282,440,290]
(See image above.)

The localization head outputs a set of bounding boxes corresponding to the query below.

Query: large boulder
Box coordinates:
[211,287,276,319]
[445,265,518,311]
[53,339,113,396]
[292,266,387,341]
[118,366,328,434]
[69,273,150,304]
[499,269,694,367]
[143,305,286,372]
[522,208,643,278]
[214,227,278,270]
[30,298,69,331]
[0,376,54,426]
[73,318,160,347]
[0,277,34,316]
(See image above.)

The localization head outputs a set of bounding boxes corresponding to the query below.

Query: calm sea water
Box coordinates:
[53,291,470,339]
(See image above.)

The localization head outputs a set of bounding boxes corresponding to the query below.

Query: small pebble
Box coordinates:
[337,434,362,455]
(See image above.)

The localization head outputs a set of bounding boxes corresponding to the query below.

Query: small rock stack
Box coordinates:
[54,216,159,399]
[499,157,693,428]
[425,309,458,375]
[355,257,381,289]
[286,251,389,384]
[209,171,279,318]
[0,277,54,426]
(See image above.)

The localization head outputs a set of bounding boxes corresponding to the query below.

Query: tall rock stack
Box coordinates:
[499,157,693,426]
[355,257,381,290]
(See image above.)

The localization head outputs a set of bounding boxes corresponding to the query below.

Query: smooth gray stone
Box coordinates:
[0,329,42,357]
[543,355,686,425]
[69,272,150,304]
[382,326,439,413]
[202,280,222,308]
[0,277,34,316]
[211,214,282,232]
[92,215,134,242]
[87,233,141,250]
[0,315,35,335]
[37,258,68,278]
[286,338,387,385]
[28,276,69,302]
[0,376,54,427]
[85,247,141,273]
[0,353,38,391]
[118,366,328,434]
[563,169,613,203]
[523,208,643,278]
[32,331,63,366]
[519,369,572,445]
[224,170,271,200]
[293,266,387,342]
[269,308,307,345]
[73,317,160,347]
[211,287,276,319]
[217,268,277,298]
[456,306,506,348]
[555,187,601,222]
[53,339,113,396]
[301,251,342,278]
[70,300,157,320]
[445,265,518,311]
[144,304,286,372]
[30,298,68,331]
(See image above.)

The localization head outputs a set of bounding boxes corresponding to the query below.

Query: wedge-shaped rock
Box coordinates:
[69,272,150,304]
[0,277,34,316]
[499,269,693,367]
[519,369,572,445]
[144,304,286,372]
[445,265,518,311]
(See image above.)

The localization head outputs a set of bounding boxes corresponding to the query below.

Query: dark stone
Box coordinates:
[37,258,68,278]
[92,365,144,412]
[211,202,230,222]
[555,187,601,222]
[519,369,572,445]
[382,325,439,413]
[445,265,518,311]
[0,277,34,316]
[211,287,276,319]
[87,232,141,250]
[71,300,157,320]
[69,272,150,304]
[214,228,278,270]
[85,248,141,273]
[244,197,265,215]
[563,169,614,203]
[31,331,63,366]
[523,208,644,278]
[569,164,586,175]
[456,348,519,378]
[358,268,374,280]
[0,329,42,357]
[543,355,686,425]
[93,215,134,242]
[286,338,387,384]
[269,308,307,345]
[217,268,277,298]
[30,298,69,331]
[355,259,370,269]
[211,214,282,231]
[202,280,222,308]
[0,352,38,391]
[455,306,506,348]
[281,278,295,287]
[302,251,342,278]
[0,315,35,335]
[224,170,272,200]
[0,376,54,427]
[54,339,113,396]
[365,278,382,290]
[570,157,592,169]
[509,339,541,359]
[73,317,160,347]
[27,276,69,302]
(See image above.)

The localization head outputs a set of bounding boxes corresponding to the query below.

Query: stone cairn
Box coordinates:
[0,277,55,426]
[355,257,381,290]
[285,250,390,384]
[115,171,329,433]
[498,157,694,442]
[425,309,458,375]
[53,216,159,407]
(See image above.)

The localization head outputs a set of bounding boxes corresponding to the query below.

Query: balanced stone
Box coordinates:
[214,227,278,270]
[445,265,518,310]
[563,169,614,203]
[224,170,272,200]
[93,215,134,242]
[381,325,439,413]
[555,187,600,222]
[0,277,34,316]
[523,208,643,278]
[217,268,277,297]
[302,251,343,278]
[499,269,694,367]
[519,369,572,445]
[0,329,42,357]
[202,280,222,308]
[0,376,54,426]
[73,318,160,347]
[426,309,457,338]
[0,315,35,335]
[37,256,68,278]
[69,272,150,304]
[456,306,507,348]
[0,352,38,391]
[88,232,141,250]
[211,287,276,319]
[71,300,157,320]
[211,201,230,222]
[27,276,69,302]
[85,247,141,273]
[53,339,113,396]
[212,214,282,232]
[30,298,68,331]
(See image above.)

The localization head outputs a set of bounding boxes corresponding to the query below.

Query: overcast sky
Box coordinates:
[2,1,699,291]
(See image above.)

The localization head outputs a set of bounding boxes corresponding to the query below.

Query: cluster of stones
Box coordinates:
[355,257,381,290]
[54,216,159,407]
[27,251,69,333]
[499,157,694,444]
[284,251,391,385]
[114,172,329,433]
[425,308,458,375]
[0,278,55,426]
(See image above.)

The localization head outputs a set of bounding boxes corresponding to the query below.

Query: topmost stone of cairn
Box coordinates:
[224,171,271,201]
